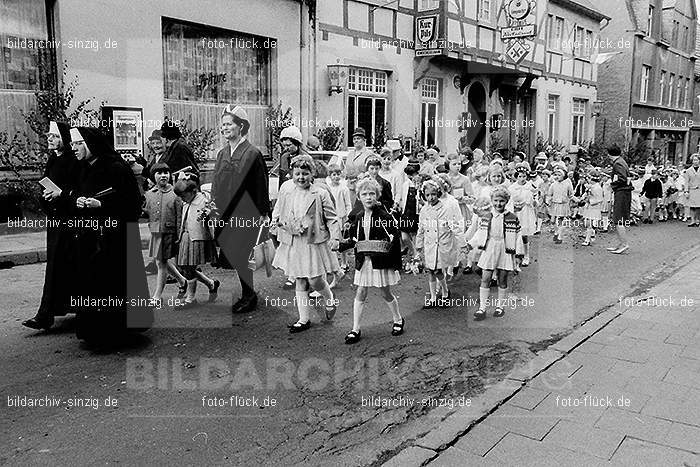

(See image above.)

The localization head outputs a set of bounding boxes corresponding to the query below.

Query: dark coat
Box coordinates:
[70,152,152,340]
[37,148,80,318]
[211,138,270,268]
[160,138,199,174]
[340,205,402,271]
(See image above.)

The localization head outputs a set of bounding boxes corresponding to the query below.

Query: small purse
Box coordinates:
[248,223,276,277]
[354,216,393,255]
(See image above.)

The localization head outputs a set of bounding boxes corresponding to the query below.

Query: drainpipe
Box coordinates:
[300,0,305,134]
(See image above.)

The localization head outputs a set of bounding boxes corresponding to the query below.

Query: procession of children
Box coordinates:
[136,123,700,346]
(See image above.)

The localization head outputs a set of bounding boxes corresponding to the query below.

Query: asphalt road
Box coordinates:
[2,221,699,466]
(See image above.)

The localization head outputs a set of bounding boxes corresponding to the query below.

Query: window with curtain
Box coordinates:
[571,99,586,145]
[547,95,559,142]
[162,18,271,105]
[0,0,54,91]
[421,78,439,147]
[346,67,388,147]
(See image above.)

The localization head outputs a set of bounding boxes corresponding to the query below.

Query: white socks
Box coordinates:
[352,299,364,332]
[429,278,437,301]
[295,291,310,323]
[497,287,507,309]
[386,297,401,322]
[479,287,489,311]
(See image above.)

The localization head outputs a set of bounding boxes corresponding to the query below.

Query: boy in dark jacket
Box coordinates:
[641,169,663,223]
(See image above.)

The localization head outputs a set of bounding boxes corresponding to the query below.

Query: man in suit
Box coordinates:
[212,105,270,314]
[160,121,199,176]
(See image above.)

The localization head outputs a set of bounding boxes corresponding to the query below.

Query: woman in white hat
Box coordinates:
[211,104,270,314]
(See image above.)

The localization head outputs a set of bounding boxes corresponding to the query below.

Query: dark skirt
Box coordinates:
[612,190,632,224]
[37,224,76,318]
[149,233,179,261]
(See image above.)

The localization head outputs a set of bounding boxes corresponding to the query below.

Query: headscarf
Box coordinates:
[73,127,121,161]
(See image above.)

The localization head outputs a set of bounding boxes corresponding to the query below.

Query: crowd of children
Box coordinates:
[140,126,699,343]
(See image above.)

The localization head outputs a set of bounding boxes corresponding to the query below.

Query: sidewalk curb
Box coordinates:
[387,299,667,466]
[382,242,700,466]
[0,237,150,269]
[382,308,623,466]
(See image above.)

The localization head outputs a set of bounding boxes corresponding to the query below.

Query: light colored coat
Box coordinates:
[179,192,213,242]
[271,181,340,245]
[684,166,700,207]
[416,199,464,270]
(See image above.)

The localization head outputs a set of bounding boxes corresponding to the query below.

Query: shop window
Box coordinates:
[347,67,388,147]
[571,99,586,145]
[0,0,55,91]
[162,18,271,105]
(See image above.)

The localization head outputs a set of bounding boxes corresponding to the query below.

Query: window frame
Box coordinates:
[547,95,559,143]
[571,99,587,146]
[640,65,651,103]
[659,70,666,105]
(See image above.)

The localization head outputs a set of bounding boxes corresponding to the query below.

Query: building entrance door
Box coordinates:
[466,82,487,151]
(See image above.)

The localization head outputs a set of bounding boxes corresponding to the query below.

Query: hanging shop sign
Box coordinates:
[501,0,537,64]
[415,15,441,56]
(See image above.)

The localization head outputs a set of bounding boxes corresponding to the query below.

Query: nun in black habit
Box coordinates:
[22,121,79,330]
[68,127,152,343]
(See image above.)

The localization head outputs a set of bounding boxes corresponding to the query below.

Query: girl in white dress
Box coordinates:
[508,165,537,266]
[581,171,604,246]
[340,178,403,344]
[466,186,524,320]
[271,155,340,333]
[547,167,573,244]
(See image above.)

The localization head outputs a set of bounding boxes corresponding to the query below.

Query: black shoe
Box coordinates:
[177,284,187,299]
[473,310,486,321]
[145,261,158,275]
[345,329,361,343]
[422,298,438,309]
[391,318,404,336]
[166,275,177,284]
[439,290,451,308]
[282,279,295,290]
[208,279,220,303]
[22,317,54,330]
[289,320,312,333]
[233,294,258,314]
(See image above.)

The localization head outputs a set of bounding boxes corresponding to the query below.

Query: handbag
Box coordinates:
[354,216,393,255]
[248,223,276,277]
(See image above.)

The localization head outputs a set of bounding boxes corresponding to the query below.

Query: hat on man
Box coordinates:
[280,125,303,145]
[386,139,402,151]
[160,121,182,140]
[307,135,321,150]
[148,129,162,141]
[352,127,366,139]
[535,152,547,161]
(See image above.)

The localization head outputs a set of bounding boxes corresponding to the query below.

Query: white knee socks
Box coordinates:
[386,297,401,322]
[295,291,311,323]
[479,286,489,311]
[352,299,364,332]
